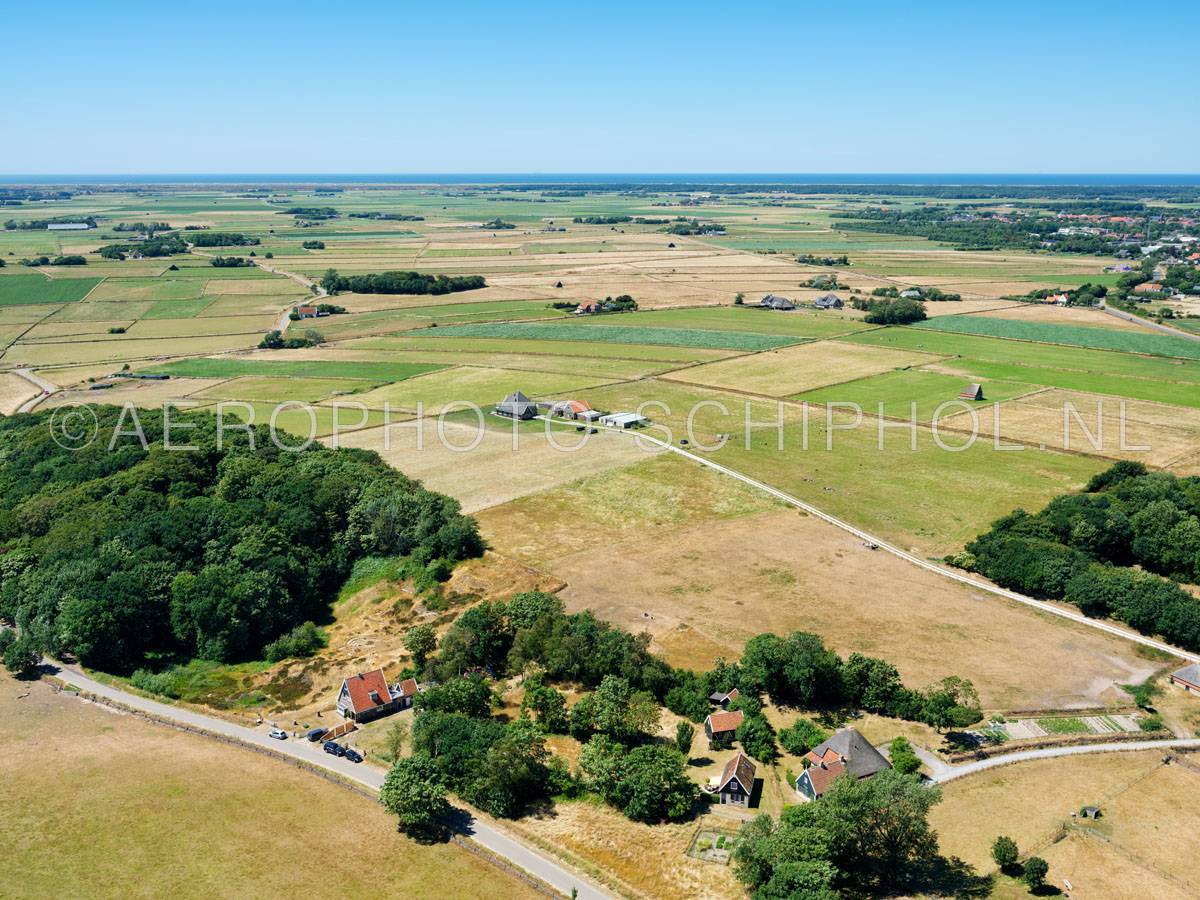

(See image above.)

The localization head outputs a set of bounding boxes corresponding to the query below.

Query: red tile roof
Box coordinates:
[395,677,419,698]
[804,758,847,797]
[706,709,744,734]
[342,669,393,714]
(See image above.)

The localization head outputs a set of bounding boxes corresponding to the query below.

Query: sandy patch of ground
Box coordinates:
[0,372,39,414]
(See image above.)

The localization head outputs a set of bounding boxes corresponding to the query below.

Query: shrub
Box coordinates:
[263,621,327,662]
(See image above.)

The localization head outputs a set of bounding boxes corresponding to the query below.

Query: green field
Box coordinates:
[143,357,447,381]
[570,306,873,338]
[141,297,217,319]
[422,321,803,351]
[915,314,1200,360]
[795,369,1040,421]
[0,274,102,305]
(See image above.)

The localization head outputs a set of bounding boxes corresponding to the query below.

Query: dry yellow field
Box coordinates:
[0,372,38,414]
[933,750,1200,897]
[973,302,1147,331]
[332,418,648,512]
[0,673,537,900]
[478,455,1157,708]
[661,340,945,396]
[945,388,1200,468]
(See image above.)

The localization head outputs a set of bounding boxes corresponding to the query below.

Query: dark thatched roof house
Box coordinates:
[496,390,537,419]
[795,727,891,801]
[716,751,757,807]
[958,383,984,401]
[704,709,744,749]
[813,293,843,309]
[759,294,796,311]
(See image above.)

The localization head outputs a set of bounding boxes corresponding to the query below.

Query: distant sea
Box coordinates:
[2,173,1199,186]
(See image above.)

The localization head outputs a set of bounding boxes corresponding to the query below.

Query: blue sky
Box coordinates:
[3,0,1197,174]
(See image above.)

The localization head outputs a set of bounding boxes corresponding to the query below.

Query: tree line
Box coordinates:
[319,268,486,295]
[956,462,1200,650]
[187,232,260,247]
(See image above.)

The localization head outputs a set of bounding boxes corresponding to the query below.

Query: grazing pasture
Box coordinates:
[0,273,101,305]
[144,356,446,381]
[349,365,621,412]
[420,321,802,351]
[915,313,1200,360]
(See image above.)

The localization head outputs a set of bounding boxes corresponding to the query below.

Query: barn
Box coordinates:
[958,383,984,401]
[496,391,538,419]
[759,294,796,311]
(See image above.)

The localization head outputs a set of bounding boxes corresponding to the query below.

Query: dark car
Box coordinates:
[323,740,345,757]
[344,748,363,764]
[306,728,326,742]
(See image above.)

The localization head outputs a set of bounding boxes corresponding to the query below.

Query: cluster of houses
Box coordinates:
[701,688,891,807]
[758,293,844,311]
[494,391,648,429]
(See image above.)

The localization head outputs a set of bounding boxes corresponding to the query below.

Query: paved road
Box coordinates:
[934,737,1200,782]
[14,368,57,413]
[1099,303,1200,341]
[50,663,609,900]
[619,432,1200,666]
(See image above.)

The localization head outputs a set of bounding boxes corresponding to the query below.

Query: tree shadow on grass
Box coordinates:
[913,855,994,898]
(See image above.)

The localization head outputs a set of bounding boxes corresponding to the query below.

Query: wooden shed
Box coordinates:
[958,383,984,401]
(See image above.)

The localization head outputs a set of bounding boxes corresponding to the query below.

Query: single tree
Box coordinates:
[675,720,695,756]
[383,719,410,763]
[379,752,449,835]
[1022,856,1049,891]
[403,623,437,669]
[888,736,922,775]
[991,835,1019,872]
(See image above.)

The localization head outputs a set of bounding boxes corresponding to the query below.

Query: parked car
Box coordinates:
[306,727,326,742]
[344,748,363,764]
[268,728,287,740]
[323,740,345,757]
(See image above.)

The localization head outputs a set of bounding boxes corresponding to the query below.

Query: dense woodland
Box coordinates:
[0,409,482,674]
[187,231,260,247]
[960,462,1200,651]
[320,268,486,295]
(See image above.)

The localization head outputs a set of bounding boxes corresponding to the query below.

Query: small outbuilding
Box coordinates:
[1171,663,1200,693]
[759,294,796,311]
[496,391,538,420]
[1080,805,1102,820]
[599,412,647,429]
[899,288,923,299]
[958,383,984,401]
[716,752,757,807]
[704,709,744,749]
[709,688,741,709]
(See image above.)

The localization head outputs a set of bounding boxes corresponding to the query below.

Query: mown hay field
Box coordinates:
[662,340,944,396]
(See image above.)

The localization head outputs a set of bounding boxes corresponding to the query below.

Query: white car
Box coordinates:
[268,728,288,740]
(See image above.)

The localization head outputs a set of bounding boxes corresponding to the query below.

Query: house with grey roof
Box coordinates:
[759,294,796,311]
[495,391,537,420]
[1171,663,1200,693]
[813,293,843,309]
[795,727,891,801]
